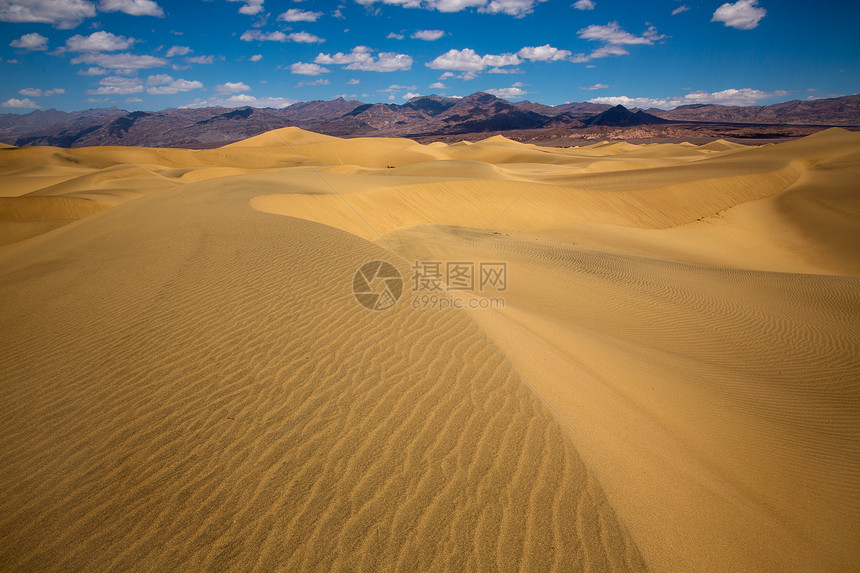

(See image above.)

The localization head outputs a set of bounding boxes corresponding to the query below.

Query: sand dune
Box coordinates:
[1,128,858,571]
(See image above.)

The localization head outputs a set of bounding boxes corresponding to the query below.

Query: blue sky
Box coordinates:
[1,0,857,112]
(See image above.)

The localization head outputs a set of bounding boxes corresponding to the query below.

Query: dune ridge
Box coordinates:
[1,127,858,571]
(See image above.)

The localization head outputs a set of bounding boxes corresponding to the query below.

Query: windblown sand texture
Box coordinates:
[1,128,858,572]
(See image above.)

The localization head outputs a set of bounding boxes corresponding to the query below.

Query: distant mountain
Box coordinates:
[583,105,669,127]
[1,93,857,148]
[651,95,860,125]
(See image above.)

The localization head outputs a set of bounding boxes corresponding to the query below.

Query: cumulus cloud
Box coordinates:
[2,97,40,108]
[187,55,214,64]
[297,78,330,87]
[240,30,287,42]
[99,0,163,17]
[411,29,445,41]
[580,83,608,90]
[18,87,65,96]
[712,0,766,30]
[181,93,295,109]
[571,44,629,62]
[9,32,49,50]
[216,81,251,94]
[229,0,264,16]
[589,87,785,109]
[381,83,417,92]
[288,31,325,43]
[166,45,191,57]
[249,54,262,62]
[66,31,134,51]
[346,78,360,84]
[71,52,167,72]
[387,32,404,40]
[570,22,663,62]
[278,8,322,22]
[353,0,545,17]
[429,81,446,89]
[78,66,108,75]
[290,62,330,75]
[0,0,96,28]
[672,4,689,15]
[572,0,594,9]
[517,44,571,61]
[578,21,665,45]
[315,46,413,72]
[427,48,519,72]
[145,74,203,94]
[87,75,143,95]
[485,82,527,98]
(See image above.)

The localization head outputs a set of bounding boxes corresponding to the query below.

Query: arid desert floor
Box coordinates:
[1,128,858,572]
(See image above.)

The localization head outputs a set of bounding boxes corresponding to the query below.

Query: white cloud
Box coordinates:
[216,81,251,93]
[229,0,264,15]
[580,83,608,90]
[589,87,784,109]
[250,54,262,62]
[485,82,526,98]
[125,97,142,102]
[87,75,143,94]
[18,87,65,96]
[290,62,330,75]
[0,0,96,28]
[288,31,325,43]
[572,44,629,62]
[187,55,214,64]
[570,22,664,63]
[427,48,520,72]
[387,32,404,40]
[578,22,665,45]
[517,44,571,61]
[403,91,421,99]
[353,0,545,17]
[487,67,523,74]
[71,52,167,72]
[278,8,322,21]
[145,74,203,94]
[9,32,49,50]
[712,0,766,30]
[166,45,191,57]
[2,97,40,108]
[99,0,163,17]
[346,78,360,85]
[181,93,295,109]
[411,29,445,41]
[78,66,108,75]
[483,0,546,17]
[429,81,446,89]
[381,83,417,93]
[672,4,689,15]
[572,0,594,9]
[240,30,287,42]
[315,46,413,72]
[66,31,134,51]
[297,78,330,87]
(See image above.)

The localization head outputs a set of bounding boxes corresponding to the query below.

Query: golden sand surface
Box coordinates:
[1,127,858,572]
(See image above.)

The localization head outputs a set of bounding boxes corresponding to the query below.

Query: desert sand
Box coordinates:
[0,127,858,572]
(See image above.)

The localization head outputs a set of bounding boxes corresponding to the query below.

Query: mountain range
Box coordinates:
[1,93,857,148]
